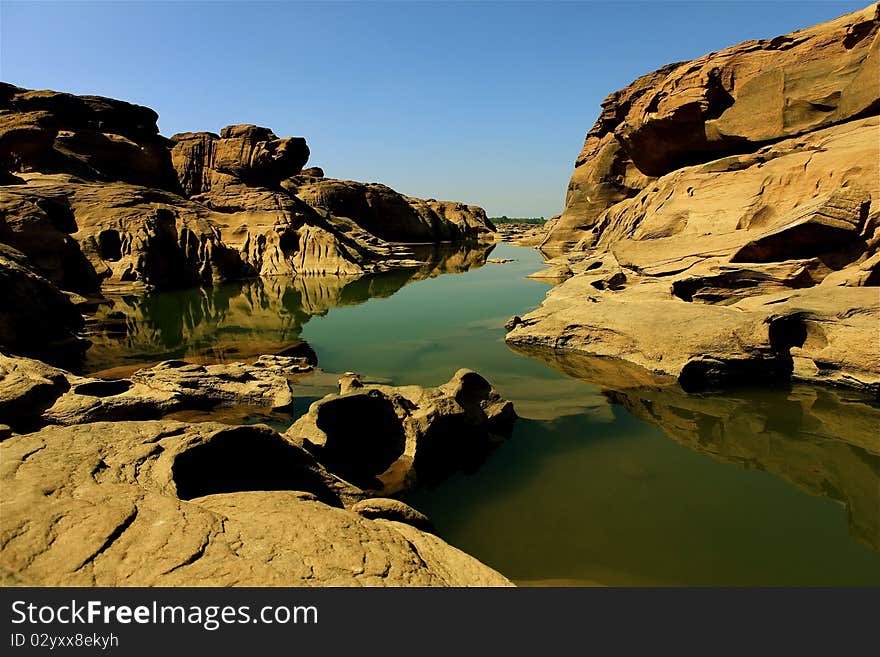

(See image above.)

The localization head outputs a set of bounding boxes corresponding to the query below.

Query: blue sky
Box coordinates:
[1,1,869,217]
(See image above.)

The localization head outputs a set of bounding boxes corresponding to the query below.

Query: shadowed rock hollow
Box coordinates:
[0,420,512,586]
[287,370,517,493]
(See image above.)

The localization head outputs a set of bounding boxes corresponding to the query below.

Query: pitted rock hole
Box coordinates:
[72,379,133,397]
[97,230,122,261]
[769,315,808,353]
[310,392,406,487]
[173,426,340,504]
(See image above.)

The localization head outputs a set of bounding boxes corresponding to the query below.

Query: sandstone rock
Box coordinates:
[0,420,510,585]
[0,353,314,431]
[0,245,88,367]
[286,369,516,493]
[284,176,495,242]
[170,126,309,195]
[494,221,548,247]
[130,356,311,409]
[350,497,434,532]
[2,85,491,295]
[0,82,179,190]
[506,260,879,394]
[514,6,880,394]
[0,186,99,292]
[545,3,880,251]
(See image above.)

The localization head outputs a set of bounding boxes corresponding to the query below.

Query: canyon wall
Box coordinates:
[509,3,880,394]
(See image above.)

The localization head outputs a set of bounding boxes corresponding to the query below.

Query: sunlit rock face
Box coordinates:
[512,4,880,394]
[0,83,493,310]
[545,4,879,251]
[284,175,495,243]
[0,420,512,586]
[510,345,880,555]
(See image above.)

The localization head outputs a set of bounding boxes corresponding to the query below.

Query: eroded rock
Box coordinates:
[286,369,516,493]
[512,6,880,394]
[0,246,88,367]
[0,353,314,431]
[0,420,510,585]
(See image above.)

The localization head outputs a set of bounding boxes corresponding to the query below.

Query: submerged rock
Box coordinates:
[0,420,511,586]
[286,369,517,493]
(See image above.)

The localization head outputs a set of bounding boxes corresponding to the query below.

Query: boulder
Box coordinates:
[0,420,511,585]
[170,125,309,195]
[286,369,516,493]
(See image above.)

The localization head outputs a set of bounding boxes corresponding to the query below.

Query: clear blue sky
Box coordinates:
[1,1,869,217]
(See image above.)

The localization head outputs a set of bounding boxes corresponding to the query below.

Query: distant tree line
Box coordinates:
[490,216,547,224]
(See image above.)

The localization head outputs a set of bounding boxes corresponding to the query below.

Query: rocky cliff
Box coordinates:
[508,3,880,395]
[0,82,494,364]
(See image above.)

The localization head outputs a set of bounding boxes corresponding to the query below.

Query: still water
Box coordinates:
[84,242,880,585]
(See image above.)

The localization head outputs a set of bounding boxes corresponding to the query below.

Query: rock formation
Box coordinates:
[0,351,517,585]
[0,245,88,366]
[510,4,880,395]
[0,420,511,585]
[284,173,494,242]
[0,82,494,367]
[287,370,516,494]
[0,353,314,432]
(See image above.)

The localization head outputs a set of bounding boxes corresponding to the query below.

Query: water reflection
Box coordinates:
[83,242,495,375]
[510,345,880,555]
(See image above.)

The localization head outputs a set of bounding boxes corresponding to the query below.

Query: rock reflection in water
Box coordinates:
[510,344,880,555]
[82,242,495,375]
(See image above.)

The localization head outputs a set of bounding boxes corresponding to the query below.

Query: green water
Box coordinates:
[84,243,880,585]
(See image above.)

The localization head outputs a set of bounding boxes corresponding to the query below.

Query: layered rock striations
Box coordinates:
[510,4,880,394]
[0,82,493,364]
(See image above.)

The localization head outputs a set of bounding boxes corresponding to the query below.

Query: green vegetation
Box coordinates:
[490,216,547,224]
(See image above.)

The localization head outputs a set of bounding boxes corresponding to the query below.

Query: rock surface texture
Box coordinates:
[0,353,314,432]
[287,370,517,494]
[510,4,880,395]
[0,353,515,585]
[0,82,493,295]
[0,420,511,586]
